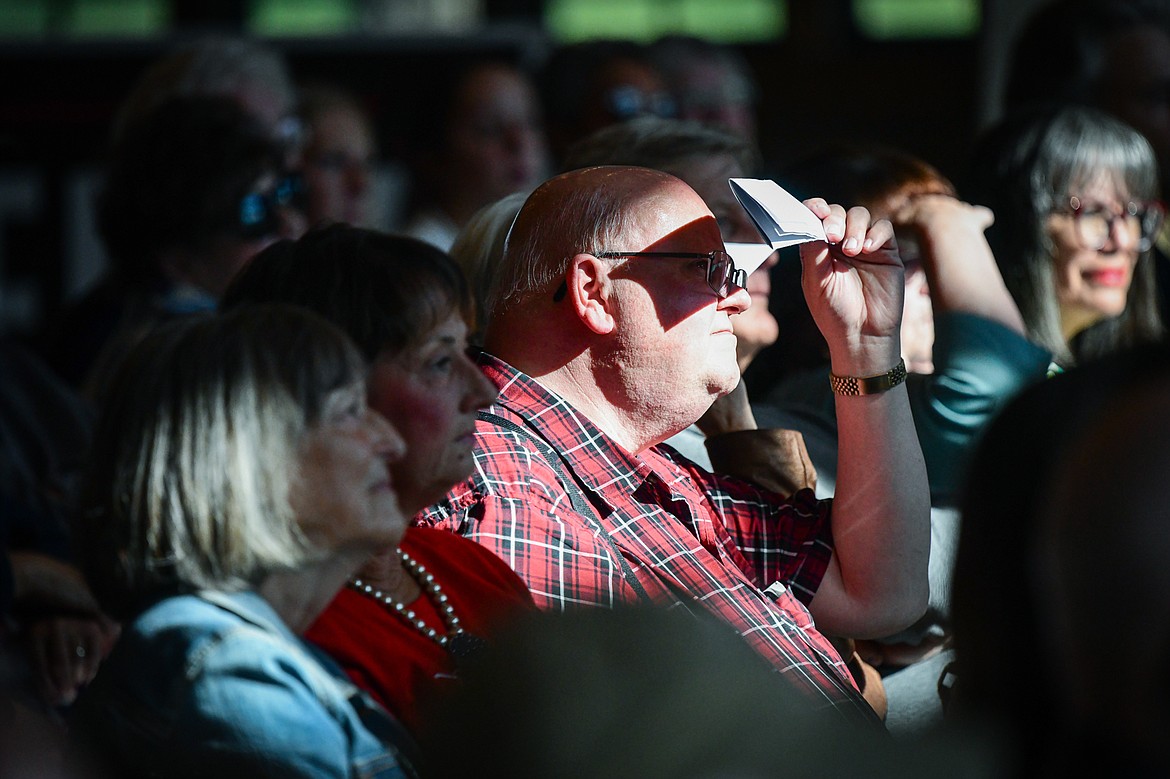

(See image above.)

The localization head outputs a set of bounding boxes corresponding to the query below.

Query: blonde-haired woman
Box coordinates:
[70,305,420,778]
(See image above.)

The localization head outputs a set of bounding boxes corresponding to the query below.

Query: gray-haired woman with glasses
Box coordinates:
[968,104,1165,367]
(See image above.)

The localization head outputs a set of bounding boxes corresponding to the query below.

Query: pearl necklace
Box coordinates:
[349,549,486,665]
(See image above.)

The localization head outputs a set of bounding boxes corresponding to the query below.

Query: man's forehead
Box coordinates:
[624,179,719,245]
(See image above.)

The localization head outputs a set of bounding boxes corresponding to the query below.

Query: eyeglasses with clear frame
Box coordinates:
[1061,196,1165,252]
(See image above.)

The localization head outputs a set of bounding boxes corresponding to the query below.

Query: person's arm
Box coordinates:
[696,379,817,496]
[9,550,119,706]
[895,194,1022,332]
[894,195,1051,504]
[796,201,931,640]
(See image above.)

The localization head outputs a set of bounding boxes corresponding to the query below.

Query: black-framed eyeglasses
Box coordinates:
[597,250,747,297]
[238,172,305,240]
[1062,196,1165,252]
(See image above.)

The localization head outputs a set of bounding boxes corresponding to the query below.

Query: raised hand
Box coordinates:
[798,199,904,376]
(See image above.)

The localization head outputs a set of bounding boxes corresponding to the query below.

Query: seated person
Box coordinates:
[966,104,1164,368]
[220,225,536,737]
[399,60,549,251]
[69,305,420,777]
[560,117,802,482]
[951,340,1170,774]
[298,81,378,228]
[417,165,931,727]
[37,95,306,396]
[0,338,114,716]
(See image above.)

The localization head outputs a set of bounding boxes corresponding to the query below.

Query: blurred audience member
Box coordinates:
[1036,355,1170,775]
[298,82,378,228]
[425,608,996,778]
[967,104,1164,367]
[400,61,549,251]
[649,34,758,144]
[538,40,674,167]
[951,340,1170,775]
[38,96,306,395]
[69,305,421,777]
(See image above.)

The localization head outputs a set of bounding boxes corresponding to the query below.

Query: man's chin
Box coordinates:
[710,366,743,396]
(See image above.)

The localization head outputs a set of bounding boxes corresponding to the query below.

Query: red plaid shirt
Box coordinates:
[416,352,878,724]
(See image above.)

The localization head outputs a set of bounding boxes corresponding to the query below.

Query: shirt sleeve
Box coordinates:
[908,311,1051,505]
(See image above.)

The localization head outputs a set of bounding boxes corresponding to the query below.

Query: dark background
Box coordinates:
[0,0,1014,335]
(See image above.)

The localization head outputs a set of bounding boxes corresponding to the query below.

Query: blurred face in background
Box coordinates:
[586,57,675,131]
[895,234,935,374]
[439,64,549,222]
[169,169,307,298]
[302,102,376,228]
[672,61,757,143]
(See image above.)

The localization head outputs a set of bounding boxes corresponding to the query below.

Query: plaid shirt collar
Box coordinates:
[476,349,678,510]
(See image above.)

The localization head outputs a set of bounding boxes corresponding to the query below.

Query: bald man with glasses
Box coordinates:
[417,165,929,726]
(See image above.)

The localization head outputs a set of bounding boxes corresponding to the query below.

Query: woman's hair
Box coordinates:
[97,94,285,285]
[951,340,1170,769]
[966,104,1163,365]
[79,304,365,618]
[449,191,528,342]
[220,223,472,360]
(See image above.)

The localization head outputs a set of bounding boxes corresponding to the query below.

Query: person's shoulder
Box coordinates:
[407,525,517,565]
[470,410,569,490]
[122,592,250,651]
[404,526,533,596]
[74,592,299,740]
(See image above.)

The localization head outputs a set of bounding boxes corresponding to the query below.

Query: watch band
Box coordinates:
[829,358,908,396]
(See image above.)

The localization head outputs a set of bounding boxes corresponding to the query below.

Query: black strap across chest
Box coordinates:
[476,411,655,607]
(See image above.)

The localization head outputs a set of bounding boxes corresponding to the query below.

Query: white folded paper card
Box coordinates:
[728,178,826,250]
[722,242,777,276]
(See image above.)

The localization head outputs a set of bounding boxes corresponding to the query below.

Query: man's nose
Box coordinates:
[719,284,752,313]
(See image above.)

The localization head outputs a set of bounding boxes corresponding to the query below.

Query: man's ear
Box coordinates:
[566,253,616,335]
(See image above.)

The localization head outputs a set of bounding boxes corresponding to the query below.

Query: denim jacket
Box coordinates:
[71,589,418,778]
